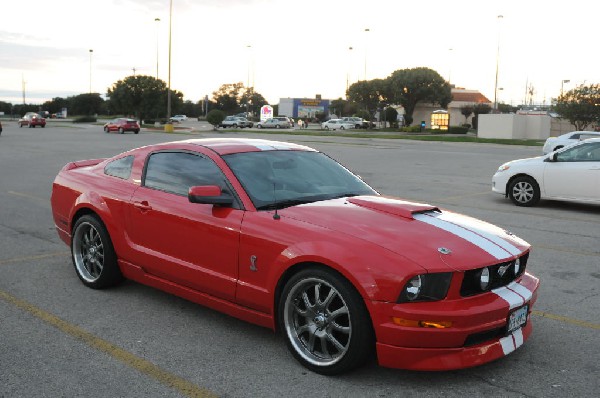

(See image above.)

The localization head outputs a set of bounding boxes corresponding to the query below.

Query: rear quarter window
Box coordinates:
[104,156,134,180]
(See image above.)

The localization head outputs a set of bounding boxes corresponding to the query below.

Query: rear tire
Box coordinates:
[118,127,124,134]
[71,215,123,289]
[104,126,109,133]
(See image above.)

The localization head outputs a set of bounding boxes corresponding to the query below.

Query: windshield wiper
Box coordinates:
[256,199,315,211]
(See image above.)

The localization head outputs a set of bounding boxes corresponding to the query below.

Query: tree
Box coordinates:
[386,67,452,126]
[460,105,474,124]
[329,98,347,117]
[346,79,387,120]
[384,107,398,128]
[239,87,268,116]
[212,83,244,114]
[472,103,492,130]
[107,75,182,121]
[206,109,225,130]
[554,84,600,130]
[69,93,105,116]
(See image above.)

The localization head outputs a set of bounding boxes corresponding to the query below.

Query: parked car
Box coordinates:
[542,131,600,154]
[256,118,290,129]
[103,118,140,134]
[18,112,46,128]
[170,115,188,123]
[220,116,252,128]
[493,138,600,206]
[51,138,539,374]
[341,117,370,129]
[321,119,355,130]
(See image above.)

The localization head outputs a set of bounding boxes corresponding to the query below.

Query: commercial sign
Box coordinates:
[260,105,273,121]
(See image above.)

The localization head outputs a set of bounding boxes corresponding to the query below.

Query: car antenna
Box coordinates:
[272,182,280,220]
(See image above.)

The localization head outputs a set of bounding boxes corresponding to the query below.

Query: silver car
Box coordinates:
[542,131,600,154]
[256,118,291,129]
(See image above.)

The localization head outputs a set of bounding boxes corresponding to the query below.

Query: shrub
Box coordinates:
[73,116,97,123]
[447,126,469,134]
[206,109,225,129]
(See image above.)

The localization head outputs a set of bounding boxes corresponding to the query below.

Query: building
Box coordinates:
[278,97,330,120]
[405,88,491,129]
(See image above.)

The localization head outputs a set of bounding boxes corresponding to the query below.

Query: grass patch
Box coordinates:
[222,129,544,146]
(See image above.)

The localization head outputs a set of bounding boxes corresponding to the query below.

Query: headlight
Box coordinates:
[479,267,490,290]
[497,164,510,172]
[398,272,452,303]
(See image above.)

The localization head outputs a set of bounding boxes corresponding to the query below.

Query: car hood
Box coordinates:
[280,195,529,271]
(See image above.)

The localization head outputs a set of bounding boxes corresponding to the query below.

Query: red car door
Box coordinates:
[125,151,243,301]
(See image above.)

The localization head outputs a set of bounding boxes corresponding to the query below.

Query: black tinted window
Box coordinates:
[144,152,226,196]
[104,155,134,180]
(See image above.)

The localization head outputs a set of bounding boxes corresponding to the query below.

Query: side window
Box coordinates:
[144,152,226,196]
[104,155,134,180]
[557,143,600,162]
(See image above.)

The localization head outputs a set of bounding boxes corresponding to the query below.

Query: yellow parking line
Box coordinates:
[8,191,48,203]
[532,310,600,330]
[0,290,217,398]
[0,252,70,265]
[532,244,600,257]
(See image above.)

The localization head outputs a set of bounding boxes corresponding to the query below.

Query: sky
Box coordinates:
[1,0,598,107]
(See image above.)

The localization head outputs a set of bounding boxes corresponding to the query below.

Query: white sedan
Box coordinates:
[170,114,188,122]
[493,138,600,206]
[321,119,355,130]
[542,131,600,154]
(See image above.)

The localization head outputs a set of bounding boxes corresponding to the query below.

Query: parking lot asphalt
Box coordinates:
[0,121,598,397]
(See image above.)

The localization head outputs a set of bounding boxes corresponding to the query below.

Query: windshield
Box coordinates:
[223,150,377,210]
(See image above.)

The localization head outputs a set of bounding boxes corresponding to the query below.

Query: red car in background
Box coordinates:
[18,112,46,128]
[103,118,140,134]
[50,138,539,374]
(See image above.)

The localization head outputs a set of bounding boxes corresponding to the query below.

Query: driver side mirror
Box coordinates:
[544,153,558,163]
[188,185,233,206]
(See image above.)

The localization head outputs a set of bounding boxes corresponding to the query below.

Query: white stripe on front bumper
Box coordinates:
[507,281,533,302]
[492,286,525,309]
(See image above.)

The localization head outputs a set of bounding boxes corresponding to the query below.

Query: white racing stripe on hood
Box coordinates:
[413,213,513,260]
[435,212,522,257]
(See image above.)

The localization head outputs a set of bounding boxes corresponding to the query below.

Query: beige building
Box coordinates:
[398,88,491,129]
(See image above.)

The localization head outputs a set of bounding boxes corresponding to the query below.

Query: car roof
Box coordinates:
[168,138,316,155]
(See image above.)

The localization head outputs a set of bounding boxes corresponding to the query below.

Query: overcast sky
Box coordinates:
[1,0,598,107]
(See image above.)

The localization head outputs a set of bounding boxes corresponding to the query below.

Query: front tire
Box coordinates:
[104,126,109,133]
[71,215,123,289]
[508,176,540,207]
[118,127,124,134]
[279,267,374,375]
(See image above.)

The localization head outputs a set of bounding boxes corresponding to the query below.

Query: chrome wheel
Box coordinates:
[71,215,123,289]
[280,268,373,374]
[73,221,105,283]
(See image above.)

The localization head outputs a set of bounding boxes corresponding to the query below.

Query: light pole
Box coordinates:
[154,17,160,79]
[346,46,353,95]
[246,45,251,115]
[448,48,453,84]
[165,0,173,132]
[560,79,570,96]
[363,28,370,81]
[493,15,503,111]
[89,49,93,94]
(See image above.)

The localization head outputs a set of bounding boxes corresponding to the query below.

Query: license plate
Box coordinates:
[506,304,529,334]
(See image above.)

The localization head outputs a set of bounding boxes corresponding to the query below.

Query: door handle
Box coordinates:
[133,201,152,211]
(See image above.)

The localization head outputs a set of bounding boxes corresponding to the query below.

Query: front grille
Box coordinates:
[460,252,528,297]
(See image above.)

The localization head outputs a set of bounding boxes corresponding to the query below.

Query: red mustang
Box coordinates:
[50,138,539,374]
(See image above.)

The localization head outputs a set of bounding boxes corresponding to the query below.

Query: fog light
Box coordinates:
[514,258,521,275]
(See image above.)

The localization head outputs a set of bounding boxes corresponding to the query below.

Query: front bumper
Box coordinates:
[371,272,539,371]
[492,172,509,196]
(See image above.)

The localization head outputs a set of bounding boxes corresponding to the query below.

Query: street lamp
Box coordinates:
[560,79,570,96]
[448,48,453,84]
[89,49,93,94]
[165,0,173,132]
[154,17,160,79]
[493,15,503,111]
[364,28,370,81]
[246,45,252,115]
[346,46,353,95]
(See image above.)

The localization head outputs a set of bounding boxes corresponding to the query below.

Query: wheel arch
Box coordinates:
[506,173,540,197]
